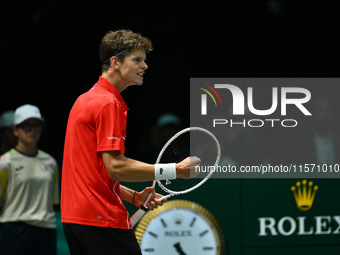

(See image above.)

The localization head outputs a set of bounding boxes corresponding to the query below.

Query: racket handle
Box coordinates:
[131,207,148,227]
[131,192,152,227]
[130,192,173,227]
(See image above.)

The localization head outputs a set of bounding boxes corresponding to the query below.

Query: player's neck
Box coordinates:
[101,72,127,93]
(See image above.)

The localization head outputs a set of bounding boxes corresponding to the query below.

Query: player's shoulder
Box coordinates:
[88,86,122,113]
[79,86,118,108]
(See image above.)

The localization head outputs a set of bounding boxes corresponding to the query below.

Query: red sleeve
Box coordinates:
[95,102,125,154]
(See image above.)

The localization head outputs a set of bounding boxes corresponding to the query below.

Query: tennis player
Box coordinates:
[0,104,59,255]
[61,29,200,254]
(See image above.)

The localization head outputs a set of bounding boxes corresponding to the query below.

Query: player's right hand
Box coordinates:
[176,156,201,179]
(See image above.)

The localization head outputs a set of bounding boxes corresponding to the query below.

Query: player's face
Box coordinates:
[119,49,148,86]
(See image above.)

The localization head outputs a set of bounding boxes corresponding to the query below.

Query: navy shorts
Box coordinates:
[0,222,56,255]
[63,223,142,255]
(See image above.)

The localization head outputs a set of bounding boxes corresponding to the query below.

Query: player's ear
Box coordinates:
[110,56,121,69]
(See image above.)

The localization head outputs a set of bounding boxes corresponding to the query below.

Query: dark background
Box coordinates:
[2,1,338,164]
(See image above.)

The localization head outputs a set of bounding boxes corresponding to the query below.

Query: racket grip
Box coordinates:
[131,192,152,227]
[131,207,148,227]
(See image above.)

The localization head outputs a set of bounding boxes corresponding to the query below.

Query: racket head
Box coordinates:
[156,127,220,195]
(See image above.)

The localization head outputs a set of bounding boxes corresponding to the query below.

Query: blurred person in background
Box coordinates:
[156,113,182,146]
[280,95,340,165]
[0,104,59,255]
[310,96,340,164]
[143,113,182,163]
[217,104,269,167]
[0,110,17,155]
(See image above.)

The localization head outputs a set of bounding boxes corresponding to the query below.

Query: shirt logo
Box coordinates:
[107,136,126,140]
[16,166,24,171]
[107,137,119,140]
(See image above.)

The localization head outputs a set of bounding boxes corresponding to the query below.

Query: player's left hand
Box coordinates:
[134,187,167,210]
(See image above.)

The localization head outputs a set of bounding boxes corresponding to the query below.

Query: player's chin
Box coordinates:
[129,78,144,86]
[135,80,144,86]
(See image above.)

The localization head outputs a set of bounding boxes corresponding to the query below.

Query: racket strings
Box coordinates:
[158,129,219,193]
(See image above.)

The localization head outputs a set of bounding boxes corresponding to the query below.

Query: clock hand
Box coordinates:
[173,242,187,255]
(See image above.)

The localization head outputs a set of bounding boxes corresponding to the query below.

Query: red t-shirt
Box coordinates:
[61,76,131,229]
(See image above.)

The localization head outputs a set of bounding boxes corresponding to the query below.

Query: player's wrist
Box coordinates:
[154,163,176,180]
[175,163,184,178]
[132,190,138,206]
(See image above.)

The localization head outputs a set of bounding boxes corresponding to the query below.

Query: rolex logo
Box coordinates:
[258,180,340,237]
[291,180,318,211]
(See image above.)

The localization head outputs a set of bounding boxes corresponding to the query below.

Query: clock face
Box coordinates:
[135,200,225,255]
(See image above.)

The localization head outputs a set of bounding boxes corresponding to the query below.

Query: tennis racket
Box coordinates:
[130,126,221,227]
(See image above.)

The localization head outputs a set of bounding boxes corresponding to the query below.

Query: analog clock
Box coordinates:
[134,200,225,255]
